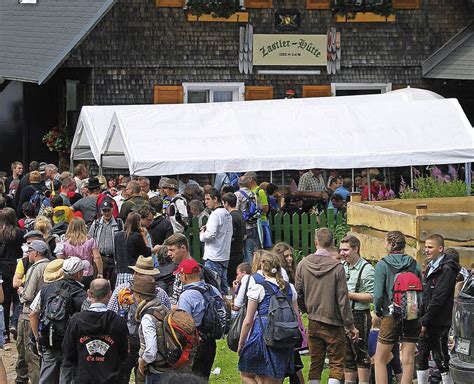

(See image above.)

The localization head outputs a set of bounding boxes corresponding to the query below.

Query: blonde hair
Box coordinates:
[34,216,52,236]
[260,251,286,291]
[65,217,88,245]
[29,171,41,183]
[252,250,267,274]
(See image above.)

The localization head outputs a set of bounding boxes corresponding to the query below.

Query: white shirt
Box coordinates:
[199,207,233,262]
[113,193,126,211]
[141,314,158,364]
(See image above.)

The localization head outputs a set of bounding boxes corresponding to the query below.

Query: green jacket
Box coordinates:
[373,253,421,317]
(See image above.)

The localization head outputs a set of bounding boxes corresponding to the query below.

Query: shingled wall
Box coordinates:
[63,0,474,104]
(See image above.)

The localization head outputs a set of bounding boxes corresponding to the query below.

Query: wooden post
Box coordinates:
[415,204,428,265]
[416,204,428,216]
[351,192,361,203]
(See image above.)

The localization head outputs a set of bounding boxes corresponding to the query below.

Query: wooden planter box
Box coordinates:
[347,196,474,267]
[336,12,396,22]
[187,12,249,23]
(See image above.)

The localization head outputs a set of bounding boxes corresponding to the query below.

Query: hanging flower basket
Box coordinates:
[42,126,71,153]
[186,0,243,18]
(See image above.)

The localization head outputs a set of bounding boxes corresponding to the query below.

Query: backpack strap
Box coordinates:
[352,260,370,310]
[238,189,250,201]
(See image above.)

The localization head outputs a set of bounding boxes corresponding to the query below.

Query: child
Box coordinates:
[368,312,402,384]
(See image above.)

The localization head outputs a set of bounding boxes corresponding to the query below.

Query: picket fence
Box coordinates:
[185,208,348,261]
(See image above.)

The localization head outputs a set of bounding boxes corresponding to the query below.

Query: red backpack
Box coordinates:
[383,258,423,321]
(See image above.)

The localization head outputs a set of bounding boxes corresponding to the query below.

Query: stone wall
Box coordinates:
[63,0,474,104]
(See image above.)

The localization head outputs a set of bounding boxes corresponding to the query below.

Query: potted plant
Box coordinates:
[42,126,71,170]
[187,0,242,18]
[332,0,394,21]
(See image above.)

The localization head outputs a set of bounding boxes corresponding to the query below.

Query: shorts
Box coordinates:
[378,315,420,345]
[345,309,371,370]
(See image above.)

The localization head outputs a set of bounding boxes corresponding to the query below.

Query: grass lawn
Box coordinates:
[209,339,330,383]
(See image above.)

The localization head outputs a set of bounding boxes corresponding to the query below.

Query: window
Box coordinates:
[183,83,245,103]
[331,83,392,96]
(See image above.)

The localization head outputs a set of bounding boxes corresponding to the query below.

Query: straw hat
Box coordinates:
[44,259,64,283]
[129,256,160,275]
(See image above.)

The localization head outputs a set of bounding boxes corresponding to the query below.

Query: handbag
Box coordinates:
[226,276,251,352]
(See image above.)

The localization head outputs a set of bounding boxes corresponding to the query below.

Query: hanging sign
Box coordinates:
[253,34,327,66]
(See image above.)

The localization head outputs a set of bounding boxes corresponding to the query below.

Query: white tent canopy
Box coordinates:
[71,88,474,175]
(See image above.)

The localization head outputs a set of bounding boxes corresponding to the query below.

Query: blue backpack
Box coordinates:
[29,189,49,216]
[187,284,229,339]
[238,188,262,224]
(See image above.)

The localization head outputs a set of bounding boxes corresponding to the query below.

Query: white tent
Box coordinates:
[71,88,474,175]
[70,87,442,168]
[104,96,474,176]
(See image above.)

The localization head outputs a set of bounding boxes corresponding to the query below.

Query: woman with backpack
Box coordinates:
[0,207,23,343]
[373,231,422,384]
[238,251,297,384]
[54,216,103,289]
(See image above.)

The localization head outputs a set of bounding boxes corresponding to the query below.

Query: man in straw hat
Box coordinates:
[17,240,50,384]
[63,278,128,384]
[108,256,170,383]
[29,257,88,383]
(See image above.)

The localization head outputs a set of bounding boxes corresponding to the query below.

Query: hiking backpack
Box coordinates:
[238,189,261,224]
[187,284,229,339]
[39,287,78,349]
[259,281,302,349]
[382,258,423,321]
[147,308,199,369]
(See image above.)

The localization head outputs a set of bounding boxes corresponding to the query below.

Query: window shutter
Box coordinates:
[154,86,184,104]
[306,0,331,10]
[245,86,273,100]
[244,0,273,9]
[156,0,184,7]
[392,0,420,9]
[302,85,332,98]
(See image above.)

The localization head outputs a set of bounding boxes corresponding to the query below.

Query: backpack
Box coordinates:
[147,308,199,369]
[238,189,261,224]
[259,281,302,349]
[187,284,229,339]
[382,258,423,321]
[39,287,79,349]
[30,189,47,216]
[199,264,221,291]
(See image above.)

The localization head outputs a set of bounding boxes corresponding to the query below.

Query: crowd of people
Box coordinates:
[0,160,468,384]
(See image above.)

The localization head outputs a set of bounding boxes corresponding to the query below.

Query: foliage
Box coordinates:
[334,222,350,246]
[331,0,394,18]
[42,126,71,153]
[399,176,467,199]
[187,0,242,18]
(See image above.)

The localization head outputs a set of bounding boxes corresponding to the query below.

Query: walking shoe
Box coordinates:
[10,326,17,340]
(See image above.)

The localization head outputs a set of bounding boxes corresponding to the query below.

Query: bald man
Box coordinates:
[63,279,129,383]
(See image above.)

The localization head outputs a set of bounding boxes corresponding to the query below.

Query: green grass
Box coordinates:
[209,339,330,383]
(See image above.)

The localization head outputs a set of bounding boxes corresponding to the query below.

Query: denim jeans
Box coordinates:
[204,259,229,295]
[39,348,73,384]
[243,227,259,263]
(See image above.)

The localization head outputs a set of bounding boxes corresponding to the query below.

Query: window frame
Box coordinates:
[331,82,392,96]
[182,82,245,103]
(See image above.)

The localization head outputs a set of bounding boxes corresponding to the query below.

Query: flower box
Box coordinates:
[336,12,395,22]
[187,11,249,22]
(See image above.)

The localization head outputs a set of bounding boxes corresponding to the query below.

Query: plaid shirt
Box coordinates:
[298,171,326,193]
[107,279,171,313]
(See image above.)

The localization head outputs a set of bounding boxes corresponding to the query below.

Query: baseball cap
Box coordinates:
[27,240,49,254]
[161,178,178,190]
[63,257,90,274]
[173,258,200,275]
[243,171,257,180]
[99,198,113,211]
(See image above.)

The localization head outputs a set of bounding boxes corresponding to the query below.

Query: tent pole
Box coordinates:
[410,166,414,189]
[281,170,285,188]
[270,171,273,183]
[466,162,472,196]
[367,169,371,201]
[351,169,355,192]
